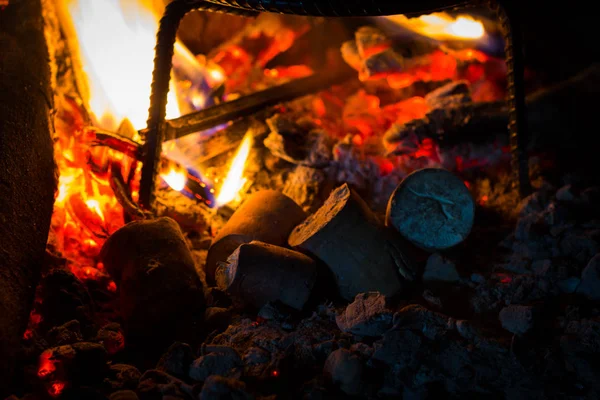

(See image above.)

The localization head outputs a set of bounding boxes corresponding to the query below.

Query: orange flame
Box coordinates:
[61,0,181,131]
[161,164,188,192]
[383,12,485,41]
[216,132,253,207]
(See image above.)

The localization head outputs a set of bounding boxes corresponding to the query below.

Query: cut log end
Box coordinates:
[206,190,306,285]
[289,183,415,301]
[216,241,317,310]
[386,168,474,251]
[289,183,351,247]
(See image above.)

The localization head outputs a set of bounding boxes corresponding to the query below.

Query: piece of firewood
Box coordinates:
[0,0,57,393]
[205,191,306,284]
[288,183,416,301]
[216,241,317,310]
[100,218,206,354]
[386,168,474,251]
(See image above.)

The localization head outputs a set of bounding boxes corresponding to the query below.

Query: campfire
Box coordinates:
[1,0,599,399]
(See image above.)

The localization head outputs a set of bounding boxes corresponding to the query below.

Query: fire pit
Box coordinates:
[1,0,599,398]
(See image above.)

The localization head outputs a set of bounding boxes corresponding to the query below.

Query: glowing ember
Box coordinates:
[48,381,66,398]
[216,132,254,207]
[38,349,56,378]
[61,0,180,131]
[383,12,485,41]
[161,164,188,192]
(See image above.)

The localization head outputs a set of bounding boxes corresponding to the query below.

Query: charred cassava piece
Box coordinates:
[100,218,205,351]
[205,191,306,284]
[0,0,57,392]
[386,168,474,251]
[216,241,317,310]
[289,184,416,301]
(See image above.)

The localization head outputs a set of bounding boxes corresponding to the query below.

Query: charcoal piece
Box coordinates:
[104,364,141,391]
[354,26,390,59]
[96,323,125,356]
[206,287,232,308]
[40,343,107,386]
[558,277,581,294]
[341,40,362,71]
[199,375,252,400]
[335,292,393,337]
[283,166,328,214]
[189,346,243,382]
[204,307,233,333]
[424,80,471,105]
[0,0,57,391]
[264,115,333,167]
[423,253,460,283]
[499,305,536,336]
[38,269,94,333]
[156,342,194,378]
[100,218,206,351]
[216,241,317,311]
[373,326,422,368]
[289,183,416,301]
[206,190,306,284]
[137,370,192,400]
[392,304,451,340]
[360,48,404,80]
[47,320,83,346]
[323,349,365,396]
[577,253,600,301]
[109,390,139,400]
[386,168,475,251]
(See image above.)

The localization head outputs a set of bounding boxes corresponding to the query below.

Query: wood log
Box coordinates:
[215,241,318,310]
[205,190,306,284]
[386,168,474,251]
[100,218,206,354]
[0,0,57,393]
[288,183,416,301]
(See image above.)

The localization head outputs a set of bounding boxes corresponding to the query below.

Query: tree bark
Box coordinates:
[0,0,57,394]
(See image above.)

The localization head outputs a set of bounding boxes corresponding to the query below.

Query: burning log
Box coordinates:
[100,218,205,352]
[386,168,474,251]
[288,183,416,301]
[205,190,306,284]
[0,0,57,392]
[216,241,318,311]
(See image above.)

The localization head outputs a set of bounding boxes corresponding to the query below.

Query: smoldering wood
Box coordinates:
[386,168,475,251]
[109,162,150,222]
[205,190,306,284]
[0,0,57,393]
[100,218,206,353]
[215,241,318,311]
[263,114,333,167]
[384,65,600,154]
[288,183,416,301]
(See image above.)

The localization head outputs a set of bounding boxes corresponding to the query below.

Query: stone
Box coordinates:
[323,349,364,396]
[499,305,536,335]
[336,292,393,337]
[423,253,460,283]
[577,253,600,301]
